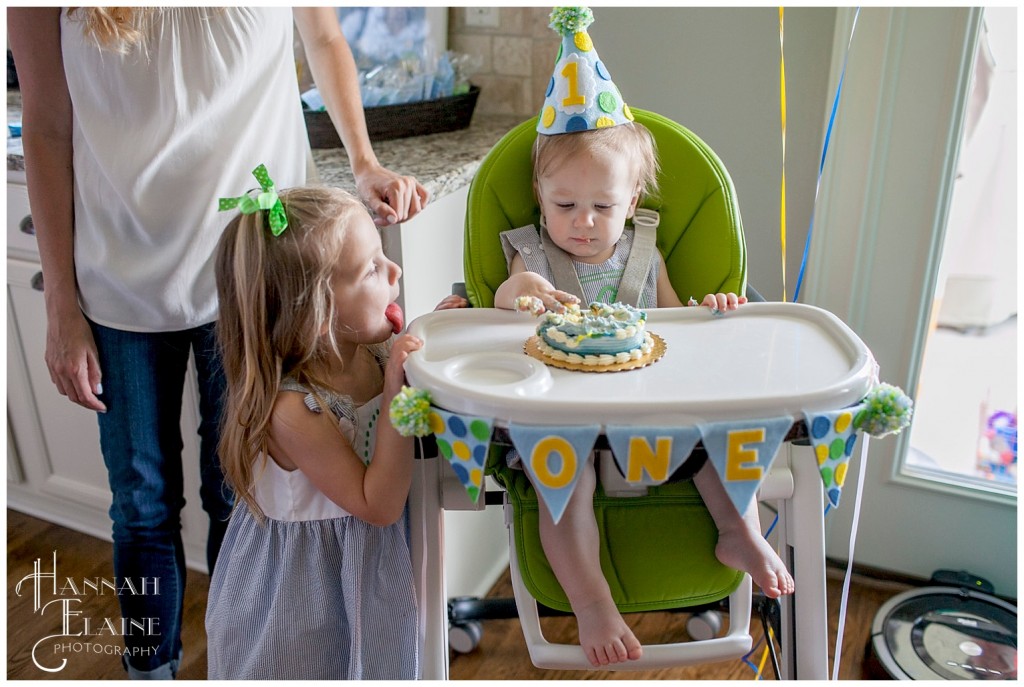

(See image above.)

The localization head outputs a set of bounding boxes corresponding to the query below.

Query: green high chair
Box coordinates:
[456,109,760,670]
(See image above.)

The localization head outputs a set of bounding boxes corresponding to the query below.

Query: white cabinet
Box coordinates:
[382,185,469,322]
[6,179,211,572]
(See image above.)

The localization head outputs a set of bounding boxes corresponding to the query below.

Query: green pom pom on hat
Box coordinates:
[549,6,594,35]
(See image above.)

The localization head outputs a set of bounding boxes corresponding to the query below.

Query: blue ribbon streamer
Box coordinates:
[792,7,860,303]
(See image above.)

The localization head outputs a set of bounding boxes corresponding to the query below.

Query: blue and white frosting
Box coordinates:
[536,302,653,366]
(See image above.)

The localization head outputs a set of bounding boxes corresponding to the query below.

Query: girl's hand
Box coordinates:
[700,292,747,312]
[383,334,423,401]
[434,294,469,311]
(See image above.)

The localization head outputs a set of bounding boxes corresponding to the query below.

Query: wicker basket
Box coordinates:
[304,85,480,149]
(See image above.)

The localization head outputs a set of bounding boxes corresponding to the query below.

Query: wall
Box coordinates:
[448,7,557,118]
[450,7,836,299]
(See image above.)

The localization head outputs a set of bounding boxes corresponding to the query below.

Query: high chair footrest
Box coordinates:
[510,547,755,671]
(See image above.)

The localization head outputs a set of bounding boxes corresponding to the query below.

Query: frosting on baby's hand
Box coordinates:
[514,295,546,316]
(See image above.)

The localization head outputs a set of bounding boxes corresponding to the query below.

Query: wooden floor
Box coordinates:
[7,508,912,680]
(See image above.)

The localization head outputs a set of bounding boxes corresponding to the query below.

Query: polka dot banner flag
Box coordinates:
[802,404,865,508]
[428,408,494,504]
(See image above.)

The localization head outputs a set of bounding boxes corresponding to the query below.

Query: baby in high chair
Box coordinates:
[494,7,794,668]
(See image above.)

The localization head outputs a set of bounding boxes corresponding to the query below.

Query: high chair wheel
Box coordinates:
[449,620,483,654]
[686,610,723,641]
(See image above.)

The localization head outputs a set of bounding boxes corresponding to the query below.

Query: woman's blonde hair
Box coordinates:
[215,186,365,517]
[67,7,155,53]
[532,122,661,205]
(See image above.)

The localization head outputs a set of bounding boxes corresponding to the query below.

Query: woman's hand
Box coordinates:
[45,309,107,412]
[355,165,430,227]
[700,292,747,312]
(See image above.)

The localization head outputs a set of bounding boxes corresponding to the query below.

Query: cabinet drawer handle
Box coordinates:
[19,215,35,236]
[31,272,44,292]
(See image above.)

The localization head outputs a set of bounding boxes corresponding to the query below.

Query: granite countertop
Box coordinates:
[8,90,523,202]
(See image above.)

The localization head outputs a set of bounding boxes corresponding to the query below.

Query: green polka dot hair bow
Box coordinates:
[218,164,288,236]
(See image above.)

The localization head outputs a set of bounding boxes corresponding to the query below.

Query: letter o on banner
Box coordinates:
[530,436,577,489]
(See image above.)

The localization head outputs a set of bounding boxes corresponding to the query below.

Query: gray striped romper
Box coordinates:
[206,376,419,679]
[499,224,659,308]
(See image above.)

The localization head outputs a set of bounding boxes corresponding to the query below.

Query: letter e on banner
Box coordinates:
[725,428,766,482]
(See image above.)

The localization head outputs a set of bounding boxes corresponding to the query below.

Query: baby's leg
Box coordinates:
[693,463,795,597]
[536,455,643,666]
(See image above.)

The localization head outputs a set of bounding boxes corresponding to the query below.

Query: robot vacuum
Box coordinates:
[869,584,1017,680]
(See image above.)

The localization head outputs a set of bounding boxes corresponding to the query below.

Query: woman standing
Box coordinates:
[7,7,429,678]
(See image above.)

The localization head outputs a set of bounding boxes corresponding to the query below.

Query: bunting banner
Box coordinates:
[803,404,865,507]
[605,425,702,485]
[392,382,910,521]
[428,407,494,503]
[508,423,602,524]
[698,416,794,516]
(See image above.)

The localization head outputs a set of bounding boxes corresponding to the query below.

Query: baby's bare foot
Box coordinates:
[573,597,644,667]
[716,527,795,598]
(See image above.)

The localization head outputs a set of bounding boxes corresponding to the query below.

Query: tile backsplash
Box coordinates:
[448,7,557,119]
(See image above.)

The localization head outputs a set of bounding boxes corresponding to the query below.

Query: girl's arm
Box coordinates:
[293,7,428,226]
[9,8,106,412]
[494,254,579,312]
[268,335,423,526]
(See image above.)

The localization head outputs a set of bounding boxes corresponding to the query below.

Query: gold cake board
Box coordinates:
[524,333,666,373]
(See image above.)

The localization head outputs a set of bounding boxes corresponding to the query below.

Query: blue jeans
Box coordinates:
[90,320,233,678]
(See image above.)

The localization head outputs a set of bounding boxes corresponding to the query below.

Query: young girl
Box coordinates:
[495,121,793,668]
[205,180,464,679]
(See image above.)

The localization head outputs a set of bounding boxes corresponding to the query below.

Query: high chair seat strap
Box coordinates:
[540,226,586,303]
[540,208,660,307]
[617,208,660,307]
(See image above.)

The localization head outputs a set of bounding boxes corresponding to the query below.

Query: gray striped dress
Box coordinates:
[206,378,419,679]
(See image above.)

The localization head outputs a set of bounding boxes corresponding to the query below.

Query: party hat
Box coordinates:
[538,7,634,135]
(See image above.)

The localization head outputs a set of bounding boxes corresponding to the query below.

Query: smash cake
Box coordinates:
[517,298,665,371]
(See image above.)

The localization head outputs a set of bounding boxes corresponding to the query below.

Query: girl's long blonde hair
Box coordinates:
[215,186,365,518]
[67,7,156,53]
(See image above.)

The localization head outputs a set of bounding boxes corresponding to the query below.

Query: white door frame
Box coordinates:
[806,7,1016,596]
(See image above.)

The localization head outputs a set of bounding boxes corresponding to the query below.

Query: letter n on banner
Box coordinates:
[698,416,793,515]
[605,425,702,485]
[508,423,601,524]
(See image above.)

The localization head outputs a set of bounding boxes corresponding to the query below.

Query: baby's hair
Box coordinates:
[215,185,365,517]
[532,122,661,204]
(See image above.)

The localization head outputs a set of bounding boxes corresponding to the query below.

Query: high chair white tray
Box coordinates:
[405,302,877,423]
[405,301,878,678]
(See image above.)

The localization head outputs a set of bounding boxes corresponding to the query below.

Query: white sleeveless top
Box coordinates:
[61,8,311,331]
